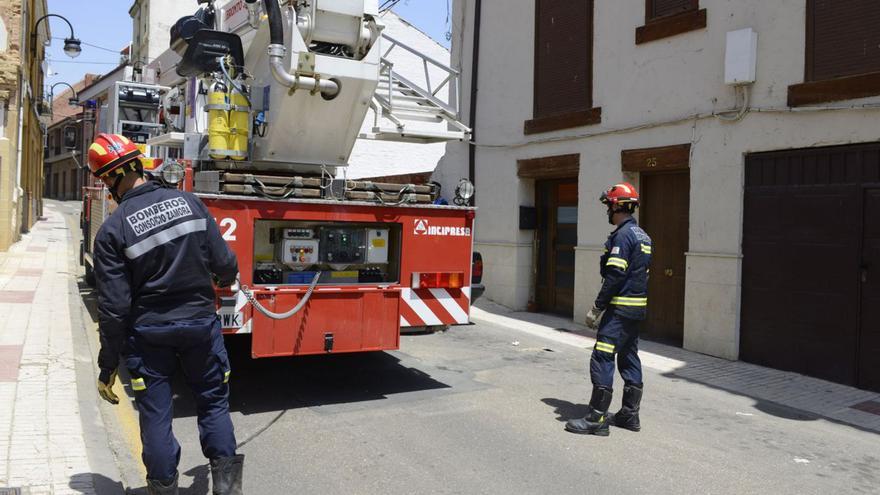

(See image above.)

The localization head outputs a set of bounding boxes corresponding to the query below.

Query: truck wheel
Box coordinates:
[84,261,96,287]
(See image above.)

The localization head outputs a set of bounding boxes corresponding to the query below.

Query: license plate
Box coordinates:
[218,297,243,329]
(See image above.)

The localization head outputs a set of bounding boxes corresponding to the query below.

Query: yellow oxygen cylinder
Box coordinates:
[228,89,250,161]
[207,81,230,160]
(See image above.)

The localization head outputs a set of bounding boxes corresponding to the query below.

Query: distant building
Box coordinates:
[43,74,99,200]
[0,0,50,249]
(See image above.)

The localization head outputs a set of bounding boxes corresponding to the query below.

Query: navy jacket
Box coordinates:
[595,217,652,320]
[94,181,238,373]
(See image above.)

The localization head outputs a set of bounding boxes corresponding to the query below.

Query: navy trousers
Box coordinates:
[123,316,236,481]
[589,310,643,389]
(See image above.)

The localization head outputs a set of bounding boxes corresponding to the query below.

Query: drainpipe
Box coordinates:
[467,0,482,206]
[263,0,339,98]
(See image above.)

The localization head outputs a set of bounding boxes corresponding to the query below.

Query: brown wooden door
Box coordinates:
[536,180,578,315]
[859,188,880,391]
[740,144,880,389]
[640,172,689,345]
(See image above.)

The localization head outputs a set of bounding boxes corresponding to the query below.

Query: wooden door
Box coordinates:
[640,172,689,345]
[859,188,880,391]
[536,180,578,315]
[741,146,868,387]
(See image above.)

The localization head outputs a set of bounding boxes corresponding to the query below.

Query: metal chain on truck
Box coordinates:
[236,271,322,320]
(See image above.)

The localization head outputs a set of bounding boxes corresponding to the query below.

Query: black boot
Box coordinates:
[610,383,643,432]
[565,387,613,436]
[146,473,179,495]
[211,454,245,495]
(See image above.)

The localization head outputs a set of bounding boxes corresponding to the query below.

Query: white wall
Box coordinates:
[131,0,196,65]
[445,0,880,360]
[347,11,452,180]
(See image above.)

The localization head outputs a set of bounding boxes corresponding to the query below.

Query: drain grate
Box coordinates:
[0,488,22,495]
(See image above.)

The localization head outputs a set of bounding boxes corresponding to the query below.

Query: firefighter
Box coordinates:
[88,133,244,494]
[565,182,651,436]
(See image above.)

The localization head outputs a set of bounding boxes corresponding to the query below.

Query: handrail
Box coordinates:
[381,34,460,76]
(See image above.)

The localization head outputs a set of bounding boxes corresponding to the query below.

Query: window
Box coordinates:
[525,0,601,135]
[807,0,880,81]
[788,0,880,106]
[636,0,706,45]
[648,0,697,20]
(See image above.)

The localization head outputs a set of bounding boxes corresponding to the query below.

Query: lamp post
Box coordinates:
[31,13,82,59]
[49,82,79,107]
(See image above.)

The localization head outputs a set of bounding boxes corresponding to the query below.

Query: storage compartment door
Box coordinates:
[251,289,401,357]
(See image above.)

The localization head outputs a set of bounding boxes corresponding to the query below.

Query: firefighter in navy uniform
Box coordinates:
[88,133,244,494]
[566,182,651,436]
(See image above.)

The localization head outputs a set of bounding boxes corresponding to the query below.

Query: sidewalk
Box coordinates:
[0,203,96,495]
[471,300,880,434]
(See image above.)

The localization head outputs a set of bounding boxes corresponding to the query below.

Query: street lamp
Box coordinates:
[49,82,79,106]
[32,13,81,59]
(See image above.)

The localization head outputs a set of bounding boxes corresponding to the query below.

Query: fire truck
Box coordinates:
[80,0,480,358]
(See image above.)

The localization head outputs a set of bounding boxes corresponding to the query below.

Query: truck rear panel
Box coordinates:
[203,194,475,358]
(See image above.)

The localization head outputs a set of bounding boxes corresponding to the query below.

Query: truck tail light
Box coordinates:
[413,272,465,289]
[472,252,483,284]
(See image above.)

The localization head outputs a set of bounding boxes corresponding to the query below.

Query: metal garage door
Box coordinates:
[742,143,880,391]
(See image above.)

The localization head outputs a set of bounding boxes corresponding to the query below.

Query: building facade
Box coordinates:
[0,0,49,250]
[129,0,200,71]
[43,114,82,200]
[448,0,880,391]
[43,74,98,201]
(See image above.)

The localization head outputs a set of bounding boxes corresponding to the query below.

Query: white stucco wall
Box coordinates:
[445,0,880,360]
[131,0,197,65]
[346,10,451,180]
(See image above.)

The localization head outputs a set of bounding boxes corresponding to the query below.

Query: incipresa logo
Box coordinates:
[413,219,471,237]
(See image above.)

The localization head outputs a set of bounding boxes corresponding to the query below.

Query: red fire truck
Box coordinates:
[81,0,479,358]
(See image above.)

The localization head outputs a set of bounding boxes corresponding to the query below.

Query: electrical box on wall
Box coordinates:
[724,28,758,85]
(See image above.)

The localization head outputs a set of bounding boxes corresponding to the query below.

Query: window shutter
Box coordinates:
[534,0,593,119]
[649,0,697,20]
[808,0,880,81]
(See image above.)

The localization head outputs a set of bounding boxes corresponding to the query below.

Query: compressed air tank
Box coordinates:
[207,81,231,160]
[228,89,250,161]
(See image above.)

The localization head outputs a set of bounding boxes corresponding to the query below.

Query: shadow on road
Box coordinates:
[474,300,880,435]
[77,283,451,419]
[72,470,209,495]
[540,398,590,423]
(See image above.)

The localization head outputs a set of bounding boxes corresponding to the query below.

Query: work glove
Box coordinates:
[97,368,119,405]
[585,306,604,330]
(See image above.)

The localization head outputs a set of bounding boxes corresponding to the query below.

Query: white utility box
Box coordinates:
[725,28,758,85]
[366,229,390,264]
[278,239,320,267]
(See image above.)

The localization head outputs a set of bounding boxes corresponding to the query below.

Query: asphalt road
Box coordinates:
[59,201,879,495]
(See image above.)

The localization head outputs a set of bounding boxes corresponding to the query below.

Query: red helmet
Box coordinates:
[600,182,640,207]
[87,133,143,179]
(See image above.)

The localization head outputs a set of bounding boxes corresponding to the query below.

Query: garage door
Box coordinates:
[742,143,880,391]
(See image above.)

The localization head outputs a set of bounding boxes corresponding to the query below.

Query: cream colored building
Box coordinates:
[0,0,49,250]
[129,0,196,70]
[444,0,880,391]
